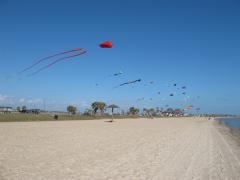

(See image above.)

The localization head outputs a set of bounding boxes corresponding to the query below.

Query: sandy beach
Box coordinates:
[0,117,240,180]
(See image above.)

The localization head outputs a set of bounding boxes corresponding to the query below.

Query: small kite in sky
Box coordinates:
[114,79,141,88]
[170,93,174,96]
[144,81,154,86]
[113,71,123,76]
[185,105,193,110]
[105,71,123,79]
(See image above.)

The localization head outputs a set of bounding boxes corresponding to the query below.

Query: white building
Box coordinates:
[0,107,13,113]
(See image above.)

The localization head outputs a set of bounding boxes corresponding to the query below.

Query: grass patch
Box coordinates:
[0,113,140,122]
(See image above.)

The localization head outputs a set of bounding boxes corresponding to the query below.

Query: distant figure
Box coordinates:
[54,114,58,120]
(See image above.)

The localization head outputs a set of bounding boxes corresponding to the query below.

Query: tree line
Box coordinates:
[67,101,185,117]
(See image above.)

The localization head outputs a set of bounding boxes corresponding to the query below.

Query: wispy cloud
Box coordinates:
[0,94,9,102]
[0,93,44,107]
[0,94,15,105]
[0,93,92,111]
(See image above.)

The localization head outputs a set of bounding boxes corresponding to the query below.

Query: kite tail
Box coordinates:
[27,50,87,77]
[113,83,127,89]
[19,48,83,74]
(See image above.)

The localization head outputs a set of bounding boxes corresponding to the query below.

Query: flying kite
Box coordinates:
[157,92,161,95]
[170,93,174,96]
[182,92,186,95]
[144,81,154,86]
[173,84,177,86]
[19,48,87,76]
[114,79,141,88]
[113,71,123,76]
[18,40,114,77]
[182,86,186,89]
[104,71,123,79]
[185,105,193,110]
[99,41,113,48]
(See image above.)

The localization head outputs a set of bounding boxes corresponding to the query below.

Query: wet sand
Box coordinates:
[0,117,240,180]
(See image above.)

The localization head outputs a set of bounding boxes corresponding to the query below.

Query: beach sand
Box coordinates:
[0,117,240,180]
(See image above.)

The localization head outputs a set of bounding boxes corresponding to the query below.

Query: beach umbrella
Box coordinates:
[107,104,119,122]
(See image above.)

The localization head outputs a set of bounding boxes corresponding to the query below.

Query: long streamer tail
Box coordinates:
[27,50,87,77]
[19,48,83,74]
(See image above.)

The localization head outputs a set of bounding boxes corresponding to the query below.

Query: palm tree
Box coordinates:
[91,102,99,114]
[91,101,106,115]
[143,108,154,118]
[99,102,106,115]
[21,106,27,113]
[129,107,139,115]
[67,105,77,115]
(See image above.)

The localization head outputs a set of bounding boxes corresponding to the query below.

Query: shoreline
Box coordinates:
[214,118,240,148]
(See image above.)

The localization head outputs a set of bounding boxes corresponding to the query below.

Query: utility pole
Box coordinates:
[43,99,46,112]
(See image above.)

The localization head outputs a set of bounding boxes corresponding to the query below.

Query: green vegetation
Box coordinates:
[16,105,28,113]
[0,113,55,122]
[0,113,140,122]
[128,107,140,115]
[91,101,106,115]
[67,105,77,115]
[0,101,191,122]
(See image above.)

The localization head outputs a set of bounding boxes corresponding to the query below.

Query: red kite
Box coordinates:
[99,41,113,48]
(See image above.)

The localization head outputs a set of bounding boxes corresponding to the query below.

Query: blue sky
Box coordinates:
[0,0,240,114]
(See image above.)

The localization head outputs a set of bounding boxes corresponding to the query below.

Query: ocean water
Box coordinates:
[218,118,240,129]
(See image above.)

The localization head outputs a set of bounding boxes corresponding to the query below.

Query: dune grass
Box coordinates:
[0,113,139,122]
